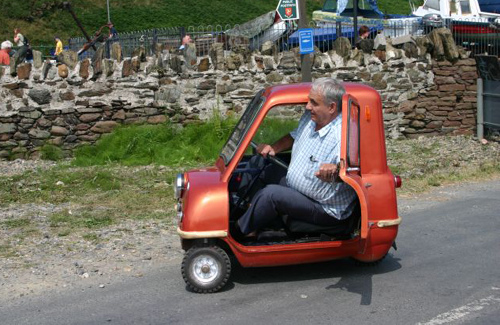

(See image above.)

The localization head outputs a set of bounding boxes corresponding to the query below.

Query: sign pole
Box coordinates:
[298,0,312,82]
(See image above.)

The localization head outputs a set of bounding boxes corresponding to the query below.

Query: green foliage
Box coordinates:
[0,0,409,45]
[40,144,64,161]
[72,118,237,167]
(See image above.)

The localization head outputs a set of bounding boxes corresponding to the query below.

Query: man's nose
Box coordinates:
[305,102,312,111]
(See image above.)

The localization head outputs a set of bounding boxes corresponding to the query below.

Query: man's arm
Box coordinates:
[256,134,294,157]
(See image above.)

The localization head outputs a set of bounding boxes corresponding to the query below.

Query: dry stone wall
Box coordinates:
[0,30,478,159]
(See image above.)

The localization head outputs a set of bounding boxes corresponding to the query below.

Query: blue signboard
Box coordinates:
[298,28,314,54]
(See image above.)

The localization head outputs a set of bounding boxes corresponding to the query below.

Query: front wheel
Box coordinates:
[181,246,231,293]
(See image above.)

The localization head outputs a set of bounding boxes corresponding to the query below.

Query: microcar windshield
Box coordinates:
[219,90,265,165]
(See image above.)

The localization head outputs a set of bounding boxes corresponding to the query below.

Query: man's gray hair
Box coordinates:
[311,78,345,112]
[1,40,12,50]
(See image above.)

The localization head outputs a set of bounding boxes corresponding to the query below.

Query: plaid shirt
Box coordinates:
[286,111,357,220]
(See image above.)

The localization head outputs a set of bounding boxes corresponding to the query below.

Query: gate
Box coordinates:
[476,55,500,139]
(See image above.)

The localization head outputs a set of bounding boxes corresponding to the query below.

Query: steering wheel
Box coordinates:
[250,141,288,170]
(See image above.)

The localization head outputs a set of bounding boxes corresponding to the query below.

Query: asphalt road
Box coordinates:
[2,180,500,325]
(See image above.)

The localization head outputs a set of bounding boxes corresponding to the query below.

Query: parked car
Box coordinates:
[175,82,402,293]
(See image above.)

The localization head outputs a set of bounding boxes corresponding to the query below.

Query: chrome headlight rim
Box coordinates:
[174,173,185,199]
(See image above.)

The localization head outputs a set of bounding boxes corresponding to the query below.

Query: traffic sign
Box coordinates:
[298,28,314,54]
[276,0,299,21]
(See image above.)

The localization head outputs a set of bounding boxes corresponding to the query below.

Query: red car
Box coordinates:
[175,82,402,293]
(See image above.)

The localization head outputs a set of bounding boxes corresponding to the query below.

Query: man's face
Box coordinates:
[306,88,336,129]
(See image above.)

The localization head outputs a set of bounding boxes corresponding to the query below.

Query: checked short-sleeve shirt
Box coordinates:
[286,111,357,220]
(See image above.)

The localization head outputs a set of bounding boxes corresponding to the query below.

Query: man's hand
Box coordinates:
[256,144,276,157]
[315,163,339,182]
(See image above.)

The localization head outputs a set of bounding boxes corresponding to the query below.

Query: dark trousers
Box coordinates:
[237,157,344,235]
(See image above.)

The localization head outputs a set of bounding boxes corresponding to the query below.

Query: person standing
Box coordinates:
[54,36,63,56]
[12,28,29,74]
[0,40,12,65]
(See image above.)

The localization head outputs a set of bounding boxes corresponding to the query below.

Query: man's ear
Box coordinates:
[329,102,336,114]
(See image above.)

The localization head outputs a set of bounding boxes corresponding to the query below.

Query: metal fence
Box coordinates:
[67,17,500,59]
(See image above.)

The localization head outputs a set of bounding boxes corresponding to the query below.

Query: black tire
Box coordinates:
[181,246,231,293]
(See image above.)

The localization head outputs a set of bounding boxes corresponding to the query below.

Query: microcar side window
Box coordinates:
[220,90,265,165]
[347,99,360,168]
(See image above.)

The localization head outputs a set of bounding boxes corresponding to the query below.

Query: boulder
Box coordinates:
[90,121,119,133]
[198,57,210,72]
[209,42,225,70]
[111,43,122,62]
[373,33,387,50]
[334,37,351,58]
[91,45,105,78]
[17,63,32,80]
[122,58,133,77]
[184,43,197,70]
[33,50,43,69]
[57,50,78,70]
[58,64,69,78]
[79,58,90,79]
[428,28,459,61]
[28,88,52,105]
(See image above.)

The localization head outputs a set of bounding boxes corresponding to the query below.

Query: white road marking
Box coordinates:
[417,295,500,325]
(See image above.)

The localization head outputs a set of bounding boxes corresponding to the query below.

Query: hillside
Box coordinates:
[0,0,415,46]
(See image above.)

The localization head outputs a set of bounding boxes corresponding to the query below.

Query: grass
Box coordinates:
[72,117,236,167]
[0,118,498,255]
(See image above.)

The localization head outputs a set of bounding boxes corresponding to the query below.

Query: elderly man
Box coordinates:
[236,78,357,236]
[0,40,12,65]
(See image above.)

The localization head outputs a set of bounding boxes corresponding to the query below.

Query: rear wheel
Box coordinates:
[181,246,231,293]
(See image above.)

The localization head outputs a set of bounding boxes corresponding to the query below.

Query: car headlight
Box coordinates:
[174,173,186,199]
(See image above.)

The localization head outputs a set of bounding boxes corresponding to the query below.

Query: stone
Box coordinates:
[122,59,133,77]
[79,113,101,122]
[373,33,387,50]
[103,59,114,77]
[78,84,112,97]
[59,91,75,101]
[50,126,69,136]
[278,51,296,69]
[147,115,167,124]
[184,43,197,70]
[209,43,225,70]
[132,46,146,62]
[79,59,90,79]
[155,86,181,103]
[33,50,43,69]
[226,53,242,70]
[334,37,351,58]
[111,43,122,62]
[28,128,51,139]
[92,45,105,78]
[112,110,126,120]
[261,41,276,56]
[58,64,69,78]
[28,88,52,105]
[0,123,16,134]
[197,80,216,90]
[17,63,32,80]
[403,42,419,58]
[90,121,119,133]
[170,55,183,74]
[57,50,78,70]
[198,58,210,72]
[266,71,284,83]
[428,28,459,61]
